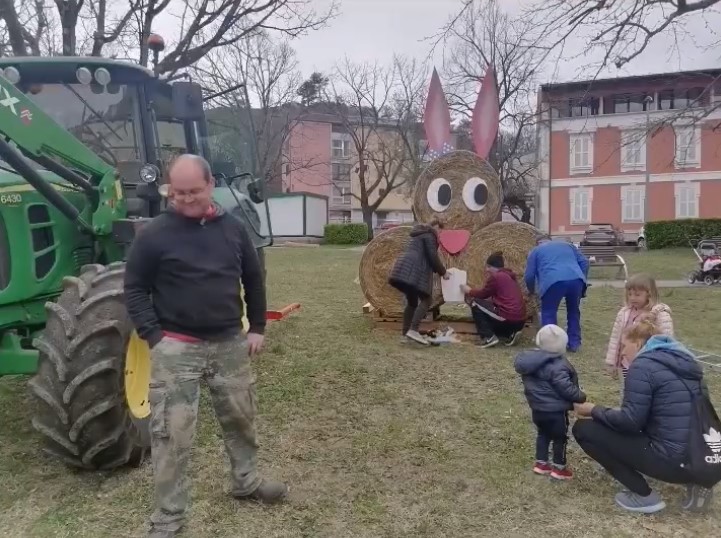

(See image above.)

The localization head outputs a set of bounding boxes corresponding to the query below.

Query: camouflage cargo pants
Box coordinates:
[148,333,261,533]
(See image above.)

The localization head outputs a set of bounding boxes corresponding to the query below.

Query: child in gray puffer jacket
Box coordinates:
[514,324,586,480]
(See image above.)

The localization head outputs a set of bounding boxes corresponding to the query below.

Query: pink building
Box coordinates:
[536,69,721,242]
[281,112,415,225]
[281,114,333,198]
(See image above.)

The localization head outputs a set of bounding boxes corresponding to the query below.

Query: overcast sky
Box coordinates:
[288,0,721,84]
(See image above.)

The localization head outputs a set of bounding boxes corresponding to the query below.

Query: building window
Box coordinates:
[658,88,705,110]
[620,130,646,171]
[621,185,645,223]
[569,133,593,174]
[675,126,700,168]
[675,182,699,218]
[331,185,352,206]
[608,93,652,114]
[331,138,351,159]
[331,163,351,182]
[570,187,592,224]
[569,97,600,117]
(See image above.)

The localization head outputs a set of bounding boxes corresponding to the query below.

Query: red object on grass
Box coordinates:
[266,303,302,321]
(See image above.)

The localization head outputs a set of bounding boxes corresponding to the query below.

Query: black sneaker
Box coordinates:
[477,336,499,348]
[681,484,714,512]
[504,332,521,346]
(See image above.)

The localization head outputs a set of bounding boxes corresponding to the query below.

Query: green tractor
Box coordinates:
[0,56,273,470]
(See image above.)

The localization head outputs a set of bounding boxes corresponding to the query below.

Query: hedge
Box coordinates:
[646,219,721,249]
[323,223,369,245]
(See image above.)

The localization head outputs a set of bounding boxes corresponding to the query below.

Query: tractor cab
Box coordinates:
[0,56,272,250]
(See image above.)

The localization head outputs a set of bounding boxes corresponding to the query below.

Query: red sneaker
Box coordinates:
[550,467,573,480]
[533,462,552,475]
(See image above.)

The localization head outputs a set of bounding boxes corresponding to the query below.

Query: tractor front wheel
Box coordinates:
[28,262,151,470]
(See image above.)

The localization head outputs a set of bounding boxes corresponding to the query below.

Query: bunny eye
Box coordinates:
[427,178,452,212]
[462,177,488,212]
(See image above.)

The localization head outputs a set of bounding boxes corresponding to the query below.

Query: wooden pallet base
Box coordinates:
[363,303,539,342]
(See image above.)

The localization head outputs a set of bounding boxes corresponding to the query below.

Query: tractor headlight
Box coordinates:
[2,66,20,84]
[139,164,160,183]
[76,67,92,85]
[94,67,111,86]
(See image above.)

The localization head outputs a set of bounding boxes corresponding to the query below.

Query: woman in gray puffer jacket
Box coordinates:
[388,219,448,344]
[573,318,714,514]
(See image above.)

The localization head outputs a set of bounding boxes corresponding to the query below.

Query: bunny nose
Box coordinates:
[439,229,470,255]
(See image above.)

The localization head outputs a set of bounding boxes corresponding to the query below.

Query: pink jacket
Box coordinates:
[604,303,674,367]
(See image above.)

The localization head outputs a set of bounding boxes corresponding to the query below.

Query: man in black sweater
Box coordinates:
[124,154,287,538]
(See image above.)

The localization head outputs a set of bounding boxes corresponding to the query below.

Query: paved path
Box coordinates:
[589,279,691,288]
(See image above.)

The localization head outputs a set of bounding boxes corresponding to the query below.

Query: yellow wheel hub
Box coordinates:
[125,331,151,419]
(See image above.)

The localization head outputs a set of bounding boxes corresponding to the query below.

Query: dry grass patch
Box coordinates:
[0,246,720,537]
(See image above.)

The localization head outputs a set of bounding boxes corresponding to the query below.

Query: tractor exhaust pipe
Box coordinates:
[0,137,92,232]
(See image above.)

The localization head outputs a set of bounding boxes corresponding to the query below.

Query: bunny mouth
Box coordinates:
[439,229,470,256]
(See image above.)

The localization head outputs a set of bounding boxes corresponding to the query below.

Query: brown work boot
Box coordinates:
[235,479,289,504]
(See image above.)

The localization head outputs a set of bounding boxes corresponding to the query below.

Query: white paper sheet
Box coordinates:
[441,268,468,303]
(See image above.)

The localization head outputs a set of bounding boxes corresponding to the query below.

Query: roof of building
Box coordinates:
[540,67,721,93]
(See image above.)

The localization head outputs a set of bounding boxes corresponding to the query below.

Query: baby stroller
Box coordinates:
[687,238,721,285]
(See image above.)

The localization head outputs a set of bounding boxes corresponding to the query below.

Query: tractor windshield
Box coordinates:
[20,82,144,181]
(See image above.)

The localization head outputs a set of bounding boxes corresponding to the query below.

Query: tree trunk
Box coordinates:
[0,0,29,55]
[521,205,532,224]
[363,209,374,241]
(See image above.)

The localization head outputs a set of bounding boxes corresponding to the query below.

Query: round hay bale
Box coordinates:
[465,221,543,315]
[412,150,502,233]
[359,226,443,316]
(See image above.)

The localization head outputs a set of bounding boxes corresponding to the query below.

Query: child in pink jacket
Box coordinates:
[605,273,674,388]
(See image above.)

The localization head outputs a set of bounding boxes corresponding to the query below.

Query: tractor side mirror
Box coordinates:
[171,81,204,120]
[247,178,264,204]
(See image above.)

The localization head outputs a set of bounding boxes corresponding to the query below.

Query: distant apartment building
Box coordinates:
[536,68,721,241]
[281,109,417,226]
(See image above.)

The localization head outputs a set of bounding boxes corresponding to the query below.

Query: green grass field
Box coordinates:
[618,248,698,281]
[1,247,720,537]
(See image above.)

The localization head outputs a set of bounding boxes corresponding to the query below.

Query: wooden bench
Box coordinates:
[578,245,629,281]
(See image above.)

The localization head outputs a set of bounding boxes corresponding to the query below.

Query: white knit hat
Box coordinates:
[535,324,568,354]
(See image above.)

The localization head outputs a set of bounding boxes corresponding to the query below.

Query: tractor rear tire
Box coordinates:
[28,262,150,470]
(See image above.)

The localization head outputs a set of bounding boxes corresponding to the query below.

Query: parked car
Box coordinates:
[637,225,646,249]
[580,223,625,246]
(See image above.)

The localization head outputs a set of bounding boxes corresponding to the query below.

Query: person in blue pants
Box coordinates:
[524,237,589,352]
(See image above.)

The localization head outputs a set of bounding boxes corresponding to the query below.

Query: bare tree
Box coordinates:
[440,0,542,223]
[327,55,428,239]
[0,0,143,56]
[525,0,721,71]
[0,0,339,77]
[0,0,50,55]
[193,32,323,191]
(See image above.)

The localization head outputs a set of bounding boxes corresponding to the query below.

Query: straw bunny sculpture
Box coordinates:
[359,66,541,318]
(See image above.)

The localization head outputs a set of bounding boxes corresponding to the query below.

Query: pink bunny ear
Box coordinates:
[424,68,455,158]
[472,65,500,159]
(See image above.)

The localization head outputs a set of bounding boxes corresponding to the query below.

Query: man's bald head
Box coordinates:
[169,153,213,184]
[167,153,215,218]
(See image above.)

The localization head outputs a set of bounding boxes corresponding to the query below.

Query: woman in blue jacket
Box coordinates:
[572,317,714,514]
